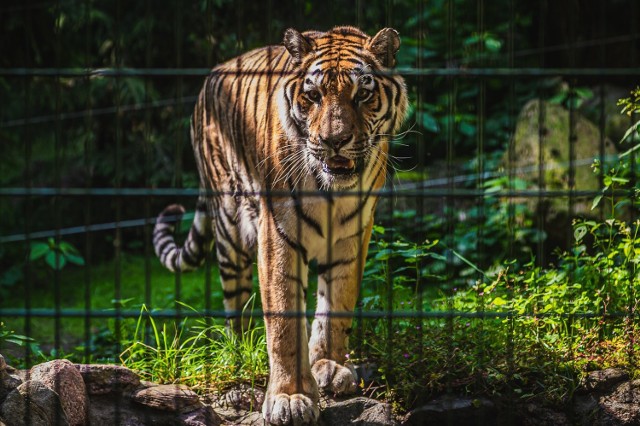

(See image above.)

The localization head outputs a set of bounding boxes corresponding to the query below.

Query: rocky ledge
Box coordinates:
[1,354,639,425]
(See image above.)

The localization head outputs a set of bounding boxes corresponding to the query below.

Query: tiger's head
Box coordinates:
[278,26,408,190]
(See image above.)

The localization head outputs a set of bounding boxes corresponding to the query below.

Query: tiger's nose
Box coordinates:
[319,135,352,151]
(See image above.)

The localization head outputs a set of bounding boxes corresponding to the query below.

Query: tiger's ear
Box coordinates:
[367,28,401,68]
[283,28,313,65]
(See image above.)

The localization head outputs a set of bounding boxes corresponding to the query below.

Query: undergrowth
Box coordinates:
[120,299,269,394]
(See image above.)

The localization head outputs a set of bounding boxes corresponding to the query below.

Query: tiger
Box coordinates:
[153,26,408,425]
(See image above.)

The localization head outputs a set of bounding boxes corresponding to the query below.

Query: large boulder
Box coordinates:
[0,354,22,403]
[74,363,140,395]
[30,359,88,426]
[0,380,69,426]
[508,99,617,219]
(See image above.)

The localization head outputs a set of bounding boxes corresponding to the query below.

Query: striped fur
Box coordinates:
[153,26,407,425]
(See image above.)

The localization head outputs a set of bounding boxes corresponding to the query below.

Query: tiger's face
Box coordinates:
[279,26,407,190]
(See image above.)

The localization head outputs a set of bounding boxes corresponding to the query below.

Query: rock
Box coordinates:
[403,396,495,426]
[520,403,571,426]
[579,368,629,394]
[0,355,6,371]
[30,359,88,426]
[231,411,264,425]
[179,405,222,426]
[132,383,202,413]
[75,363,140,395]
[320,396,396,426]
[0,366,22,403]
[0,380,69,426]
[507,99,618,246]
[599,379,640,424]
[86,394,148,426]
[220,384,265,411]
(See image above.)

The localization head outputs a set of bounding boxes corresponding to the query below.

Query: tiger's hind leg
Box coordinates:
[214,194,257,333]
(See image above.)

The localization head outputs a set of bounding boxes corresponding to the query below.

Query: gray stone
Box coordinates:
[30,359,88,426]
[508,99,617,221]
[132,383,202,413]
[0,380,69,426]
[321,396,396,426]
[231,411,264,425]
[75,363,140,395]
[179,405,223,426]
[579,368,630,394]
[599,379,640,424]
[0,369,22,403]
[219,384,265,411]
[403,396,495,426]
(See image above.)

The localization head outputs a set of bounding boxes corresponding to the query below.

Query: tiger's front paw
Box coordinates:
[311,359,357,395]
[263,393,319,426]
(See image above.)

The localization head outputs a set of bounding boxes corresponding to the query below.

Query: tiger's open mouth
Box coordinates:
[323,155,356,175]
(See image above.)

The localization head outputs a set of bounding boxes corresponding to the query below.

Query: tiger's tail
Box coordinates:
[153,200,213,272]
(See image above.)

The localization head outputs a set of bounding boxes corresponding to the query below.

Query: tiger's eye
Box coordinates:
[306,89,321,102]
[356,88,371,101]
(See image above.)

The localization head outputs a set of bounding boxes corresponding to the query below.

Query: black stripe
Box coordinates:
[340,160,384,225]
[288,179,324,238]
[223,287,252,299]
[317,257,356,275]
[265,188,309,264]
[284,274,307,300]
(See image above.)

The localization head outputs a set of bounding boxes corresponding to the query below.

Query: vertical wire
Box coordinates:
[53,0,62,378]
[415,0,425,393]
[174,0,184,334]
[566,0,578,372]
[113,0,123,422]
[52,3,65,420]
[475,0,487,397]
[143,0,153,351]
[22,6,34,425]
[536,0,547,267]
[82,0,94,365]
[627,0,639,381]
[445,0,455,403]
[506,0,516,411]
[384,0,395,399]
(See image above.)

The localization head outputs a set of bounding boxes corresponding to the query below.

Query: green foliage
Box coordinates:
[30,238,85,270]
[354,213,640,409]
[548,84,595,109]
[617,86,640,148]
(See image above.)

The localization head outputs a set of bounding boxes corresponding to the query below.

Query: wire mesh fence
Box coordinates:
[1,0,640,425]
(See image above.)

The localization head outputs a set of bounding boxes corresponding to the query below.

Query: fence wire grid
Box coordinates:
[1,0,640,425]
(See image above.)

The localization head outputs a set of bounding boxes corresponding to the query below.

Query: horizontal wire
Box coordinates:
[1,95,198,128]
[0,307,635,320]
[1,67,639,78]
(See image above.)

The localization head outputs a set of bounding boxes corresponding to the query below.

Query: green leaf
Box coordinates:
[58,241,80,255]
[548,93,566,105]
[29,242,50,260]
[417,111,439,133]
[458,121,476,137]
[64,252,85,266]
[591,194,603,210]
[485,38,502,52]
[492,296,508,306]
[574,225,587,242]
[619,119,640,145]
[45,251,66,270]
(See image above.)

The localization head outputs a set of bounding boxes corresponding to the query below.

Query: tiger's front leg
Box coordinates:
[258,213,319,425]
[308,218,374,396]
